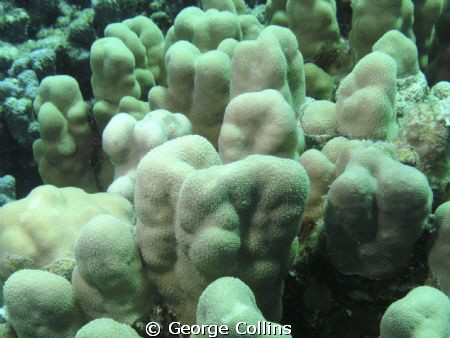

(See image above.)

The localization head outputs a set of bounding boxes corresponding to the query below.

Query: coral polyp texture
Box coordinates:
[102,109,192,201]
[33,75,113,193]
[349,0,415,60]
[324,143,432,279]
[134,135,309,324]
[4,269,84,337]
[380,286,450,338]
[428,202,450,294]
[219,89,304,163]
[72,214,152,324]
[0,185,134,285]
[335,51,398,141]
[0,0,449,337]
[197,277,292,337]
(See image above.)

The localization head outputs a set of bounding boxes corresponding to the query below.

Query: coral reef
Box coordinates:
[0,0,449,337]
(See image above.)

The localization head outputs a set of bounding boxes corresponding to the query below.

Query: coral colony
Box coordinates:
[0,0,449,337]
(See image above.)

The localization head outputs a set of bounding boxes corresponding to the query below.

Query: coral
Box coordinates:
[8,48,56,80]
[218,89,304,163]
[336,51,398,140]
[90,37,142,131]
[151,24,304,148]
[3,269,83,338]
[1,70,40,149]
[72,215,151,324]
[428,202,450,294]
[68,9,96,48]
[165,7,243,52]
[395,80,449,204]
[0,322,14,338]
[286,0,341,62]
[103,110,191,201]
[91,0,149,34]
[299,149,336,222]
[175,154,308,323]
[201,0,247,14]
[320,135,350,163]
[0,44,18,77]
[0,176,15,207]
[372,30,419,78]
[231,25,306,112]
[3,97,37,149]
[0,71,43,200]
[75,318,140,338]
[33,75,113,192]
[380,286,450,338]
[0,5,30,44]
[0,69,41,197]
[13,0,60,34]
[1,0,450,336]
[197,277,292,337]
[149,42,231,147]
[104,16,165,88]
[300,100,337,147]
[349,0,415,60]
[413,0,445,68]
[325,143,432,279]
[304,63,334,100]
[135,135,309,324]
[395,72,429,120]
[43,258,76,282]
[266,0,288,26]
[134,135,221,319]
[238,14,264,40]
[0,185,134,284]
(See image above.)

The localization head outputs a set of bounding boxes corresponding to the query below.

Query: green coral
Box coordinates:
[75,318,140,338]
[3,269,83,338]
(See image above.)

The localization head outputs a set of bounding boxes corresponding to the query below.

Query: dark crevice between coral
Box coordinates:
[0,120,41,199]
[13,0,61,39]
[134,299,188,338]
[336,0,352,38]
[282,227,431,338]
[55,45,92,99]
[87,105,107,193]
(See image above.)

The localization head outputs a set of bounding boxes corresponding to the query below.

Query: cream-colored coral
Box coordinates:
[0,185,134,284]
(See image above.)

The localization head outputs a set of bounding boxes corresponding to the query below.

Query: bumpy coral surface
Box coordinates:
[0,0,449,337]
[0,185,134,284]
[380,286,450,338]
[4,269,83,338]
[197,277,292,337]
[325,143,432,279]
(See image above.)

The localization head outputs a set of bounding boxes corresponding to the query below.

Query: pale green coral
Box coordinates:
[72,214,151,324]
[33,75,113,192]
[325,144,432,279]
[197,277,292,337]
[4,269,83,338]
[380,286,450,338]
[75,318,140,338]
